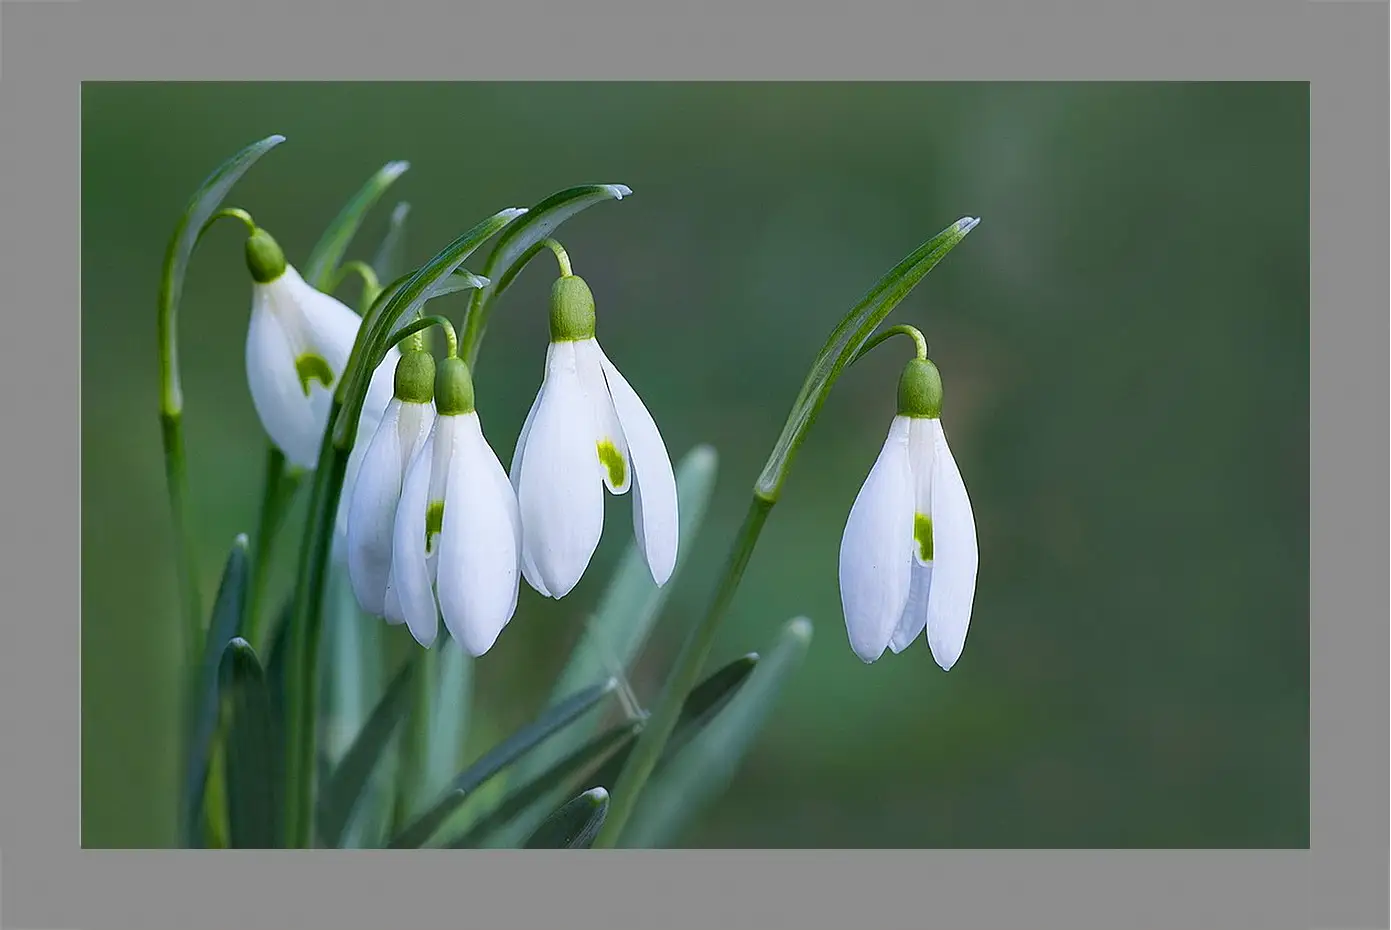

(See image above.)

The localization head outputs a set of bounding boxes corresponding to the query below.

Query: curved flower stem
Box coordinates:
[596,494,773,846]
[541,238,573,277]
[387,314,458,359]
[850,323,928,365]
[331,260,383,309]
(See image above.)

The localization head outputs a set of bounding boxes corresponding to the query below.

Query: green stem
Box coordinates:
[541,238,573,277]
[333,260,383,309]
[244,445,302,652]
[160,412,203,679]
[851,323,928,365]
[282,422,350,848]
[595,494,774,846]
[393,645,438,829]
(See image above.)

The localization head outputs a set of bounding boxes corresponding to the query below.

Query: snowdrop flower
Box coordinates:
[344,347,437,623]
[390,355,522,656]
[511,273,678,600]
[839,355,978,669]
[243,227,398,471]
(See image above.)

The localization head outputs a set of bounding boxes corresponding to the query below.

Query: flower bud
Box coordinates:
[244,227,287,284]
[435,356,475,416]
[896,357,943,419]
[393,349,436,404]
[549,275,597,342]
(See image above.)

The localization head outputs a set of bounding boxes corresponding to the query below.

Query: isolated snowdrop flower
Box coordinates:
[243,227,398,471]
[511,273,678,600]
[838,356,978,669]
[390,356,522,656]
[345,348,437,623]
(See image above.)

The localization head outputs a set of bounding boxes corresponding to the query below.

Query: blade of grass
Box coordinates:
[386,679,619,848]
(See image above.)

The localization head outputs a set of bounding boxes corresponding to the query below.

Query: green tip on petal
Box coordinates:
[245,227,287,283]
[434,356,475,415]
[549,275,597,342]
[394,349,436,404]
[914,512,934,562]
[426,500,444,551]
[597,439,627,488]
[897,358,943,418]
[295,353,335,396]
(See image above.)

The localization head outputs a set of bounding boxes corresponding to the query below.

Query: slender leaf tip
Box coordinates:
[957,216,981,233]
[383,160,410,178]
[785,617,813,643]
[603,184,633,199]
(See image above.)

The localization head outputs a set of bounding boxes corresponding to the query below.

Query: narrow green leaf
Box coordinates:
[459,183,633,368]
[589,654,759,791]
[755,217,979,498]
[158,133,285,417]
[423,639,473,805]
[303,160,410,291]
[526,789,610,849]
[371,202,410,284]
[181,535,249,847]
[218,638,283,848]
[330,207,525,446]
[386,679,618,848]
[316,653,419,848]
[265,595,293,727]
[445,722,639,849]
[321,560,392,848]
[620,618,812,848]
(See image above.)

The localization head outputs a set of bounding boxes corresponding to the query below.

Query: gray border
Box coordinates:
[1,0,1382,927]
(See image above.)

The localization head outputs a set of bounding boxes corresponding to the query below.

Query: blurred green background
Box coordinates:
[81,82,1308,848]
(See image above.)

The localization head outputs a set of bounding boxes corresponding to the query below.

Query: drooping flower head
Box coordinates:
[345,346,437,624]
[510,272,679,600]
[389,355,522,656]
[242,227,398,471]
[839,354,978,669]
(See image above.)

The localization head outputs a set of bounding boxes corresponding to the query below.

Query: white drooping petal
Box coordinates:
[888,560,932,654]
[838,416,916,663]
[245,300,325,469]
[511,351,552,598]
[514,341,604,599]
[575,338,631,494]
[346,399,435,617]
[390,429,441,648]
[436,413,522,657]
[382,582,405,625]
[596,344,679,586]
[334,344,408,554]
[245,265,363,469]
[923,420,978,671]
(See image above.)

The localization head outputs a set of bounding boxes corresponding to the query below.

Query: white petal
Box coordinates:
[390,429,441,647]
[382,581,405,625]
[838,416,915,663]
[923,420,979,671]
[346,400,434,617]
[575,339,631,494]
[245,301,323,469]
[514,341,604,598]
[281,266,361,376]
[436,413,522,657]
[907,416,937,523]
[510,354,552,599]
[888,560,932,653]
[597,345,678,586]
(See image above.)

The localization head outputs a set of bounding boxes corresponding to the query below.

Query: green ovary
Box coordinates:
[597,439,627,488]
[914,512,934,562]
[295,353,335,396]
[426,500,444,551]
